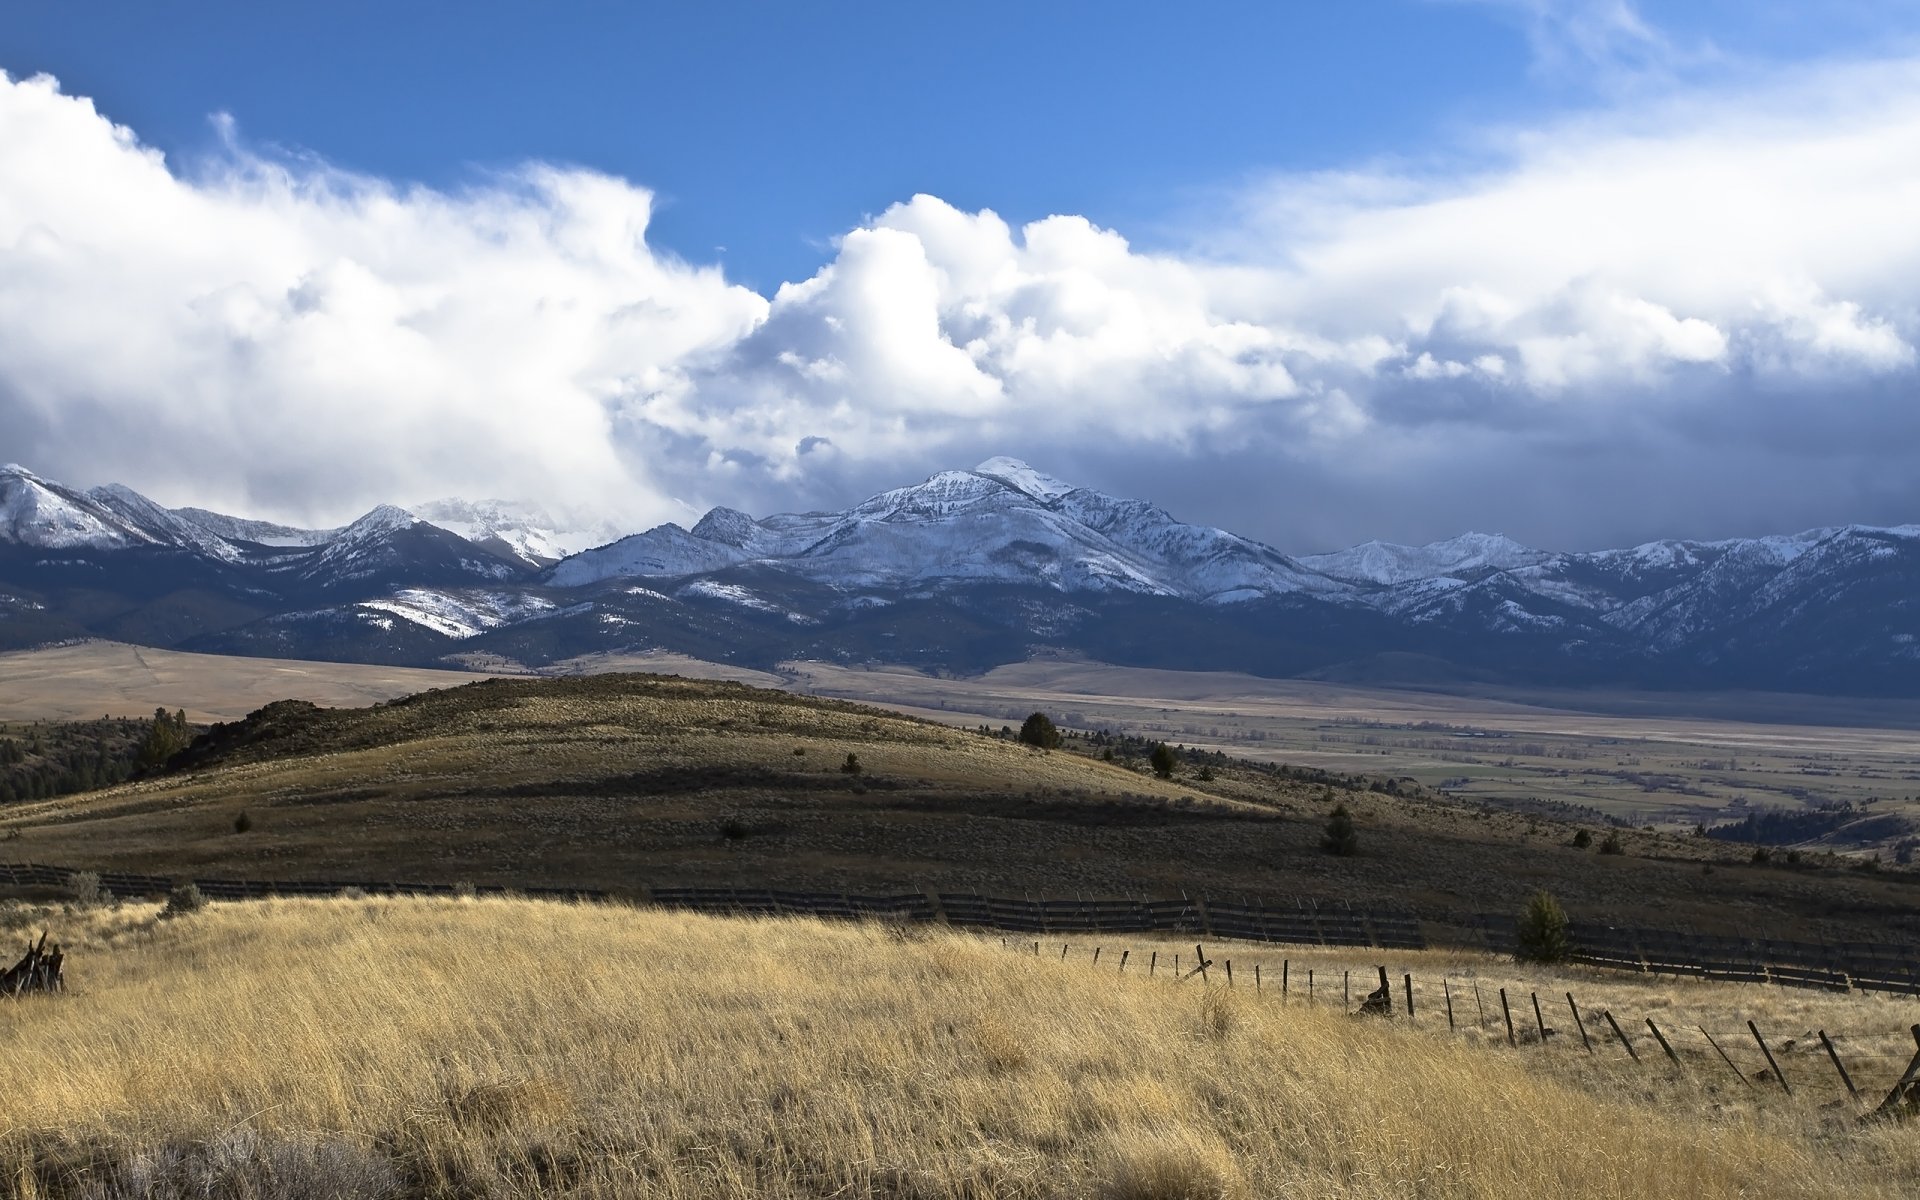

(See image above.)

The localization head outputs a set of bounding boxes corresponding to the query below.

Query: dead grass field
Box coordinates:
[0,643,503,723]
[1025,931,1920,1103]
[788,660,1920,851]
[1,895,1914,1198]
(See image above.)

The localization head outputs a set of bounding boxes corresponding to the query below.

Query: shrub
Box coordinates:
[1514,890,1572,964]
[162,882,206,918]
[839,753,862,775]
[452,880,478,899]
[1321,804,1358,856]
[1570,829,1592,849]
[719,817,749,841]
[1195,766,1215,782]
[1750,845,1772,864]
[1149,743,1177,779]
[1598,830,1625,855]
[1017,712,1061,750]
[67,870,102,906]
[233,810,252,834]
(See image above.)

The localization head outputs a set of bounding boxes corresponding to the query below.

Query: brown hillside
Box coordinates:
[2,673,1916,943]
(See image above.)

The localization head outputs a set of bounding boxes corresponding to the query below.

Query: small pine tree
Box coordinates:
[1149,743,1177,779]
[840,752,862,775]
[233,810,252,834]
[1321,803,1359,856]
[1018,712,1062,749]
[1598,830,1626,855]
[1514,890,1572,964]
[1570,829,1592,849]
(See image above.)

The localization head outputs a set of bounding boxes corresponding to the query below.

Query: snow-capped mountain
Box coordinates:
[1301,533,1551,586]
[3,458,1917,695]
[1,464,166,551]
[552,457,1340,600]
[409,498,621,567]
[169,507,339,548]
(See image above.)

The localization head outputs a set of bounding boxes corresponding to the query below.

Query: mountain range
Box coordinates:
[2,458,1916,694]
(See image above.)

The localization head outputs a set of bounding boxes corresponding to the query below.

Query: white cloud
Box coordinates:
[3,56,1920,548]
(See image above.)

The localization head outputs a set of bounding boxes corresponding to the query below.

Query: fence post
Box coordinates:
[1309,969,1315,1002]
[1255,963,1261,992]
[1474,980,1486,1028]
[1061,942,1069,961]
[1194,944,1209,984]
[1531,993,1548,1043]
[1873,1024,1920,1117]
[1748,1020,1790,1095]
[1282,958,1289,1000]
[1226,959,1233,988]
[1699,1026,1750,1087]
[1150,950,1158,977]
[1033,941,1040,956]
[1404,974,1415,1023]
[1603,1010,1639,1061]
[1443,978,1455,1031]
[1646,1018,1680,1067]
[1119,949,1130,974]
[1818,1031,1859,1101]
[1093,946,1101,966]
[1566,993,1593,1054]
[1499,988,1515,1046]
[1344,970,1350,1007]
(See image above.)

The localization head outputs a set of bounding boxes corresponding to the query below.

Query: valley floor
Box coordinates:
[2,896,1915,1198]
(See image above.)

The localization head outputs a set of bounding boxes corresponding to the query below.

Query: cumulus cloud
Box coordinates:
[3,54,1920,549]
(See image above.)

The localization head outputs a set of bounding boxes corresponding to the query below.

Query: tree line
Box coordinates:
[0,708,197,805]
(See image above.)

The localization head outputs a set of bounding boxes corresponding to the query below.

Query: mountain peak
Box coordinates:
[690,506,764,548]
[340,504,423,540]
[973,456,1077,502]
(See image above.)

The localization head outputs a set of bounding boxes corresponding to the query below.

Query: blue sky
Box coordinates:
[5,2,1920,549]
[10,2,1550,288]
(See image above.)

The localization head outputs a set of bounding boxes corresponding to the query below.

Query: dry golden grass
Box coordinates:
[1022,933,1920,1105]
[0,897,1913,1198]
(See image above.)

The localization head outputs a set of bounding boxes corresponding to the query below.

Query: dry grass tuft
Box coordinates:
[1096,1125,1248,1200]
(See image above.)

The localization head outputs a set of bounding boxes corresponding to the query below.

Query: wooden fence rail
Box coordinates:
[4,861,1917,992]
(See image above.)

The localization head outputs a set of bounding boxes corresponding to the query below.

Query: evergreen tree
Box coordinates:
[1514,890,1572,964]
[135,707,192,772]
[1018,712,1062,749]
[1321,803,1359,856]
[1149,742,1177,779]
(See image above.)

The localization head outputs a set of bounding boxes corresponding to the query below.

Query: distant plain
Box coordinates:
[6,641,1918,855]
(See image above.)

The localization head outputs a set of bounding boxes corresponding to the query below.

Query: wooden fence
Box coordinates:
[3,860,1916,994]
[1013,937,1920,1119]
[1473,912,1920,996]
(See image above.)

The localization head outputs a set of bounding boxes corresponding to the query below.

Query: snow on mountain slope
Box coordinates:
[410,498,620,566]
[547,523,752,586]
[0,465,157,550]
[171,506,339,548]
[356,588,557,639]
[972,456,1078,502]
[87,484,247,562]
[1300,533,1550,586]
[549,458,1339,600]
[295,504,524,587]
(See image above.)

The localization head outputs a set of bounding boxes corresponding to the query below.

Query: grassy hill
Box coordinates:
[2,672,1918,941]
[4,894,1914,1198]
